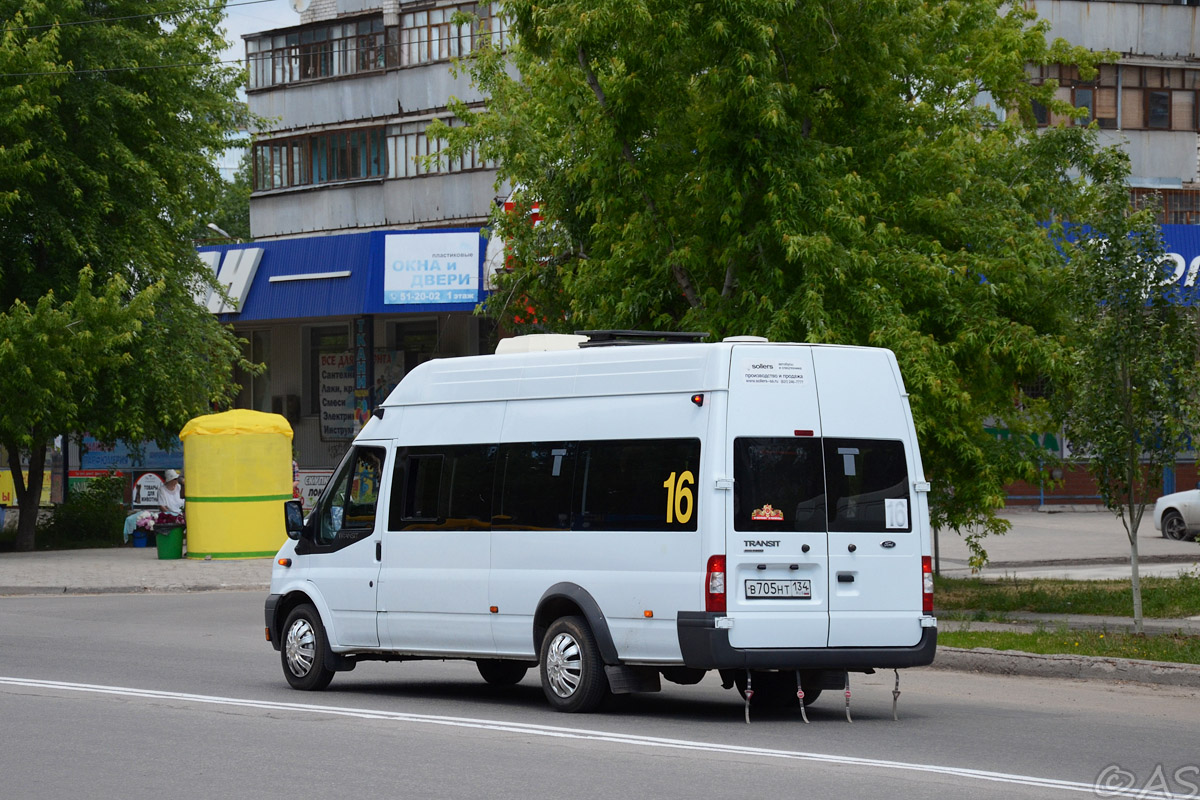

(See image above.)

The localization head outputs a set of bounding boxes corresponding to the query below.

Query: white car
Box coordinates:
[1153,485,1200,541]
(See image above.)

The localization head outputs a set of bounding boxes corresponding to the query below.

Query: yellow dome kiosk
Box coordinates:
[180,409,294,559]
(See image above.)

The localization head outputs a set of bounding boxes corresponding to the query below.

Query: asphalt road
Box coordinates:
[2,592,1197,800]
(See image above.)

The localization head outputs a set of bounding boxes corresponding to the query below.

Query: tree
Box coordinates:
[0,0,252,550]
[1059,150,1200,633]
[439,0,1105,560]
[195,150,252,243]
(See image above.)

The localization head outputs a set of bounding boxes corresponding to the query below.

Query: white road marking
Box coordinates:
[0,676,1183,798]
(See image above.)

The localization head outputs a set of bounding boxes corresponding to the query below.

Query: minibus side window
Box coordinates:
[494,442,575,530]
[315,446,385,546]
[392,445,496,531]
[823,438,910,532]
[733,438,825,532]
[405,455,443,522]
[574,438,700,532]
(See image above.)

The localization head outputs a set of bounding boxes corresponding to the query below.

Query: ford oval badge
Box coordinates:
[881,540,896,549]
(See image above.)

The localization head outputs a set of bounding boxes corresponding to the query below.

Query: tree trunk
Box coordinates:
[1128,516,1144,635]
[9,444,47,552]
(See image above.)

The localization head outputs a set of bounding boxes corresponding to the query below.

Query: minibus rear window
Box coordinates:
[823,438,911,532]
[733,438,826,532]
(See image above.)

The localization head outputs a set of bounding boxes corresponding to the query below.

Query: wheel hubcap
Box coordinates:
[285,619,316,677]
[1166,516,1188,540]
[545,632,582,698]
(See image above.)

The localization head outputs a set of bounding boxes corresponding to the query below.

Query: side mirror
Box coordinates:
[284,499,305,540]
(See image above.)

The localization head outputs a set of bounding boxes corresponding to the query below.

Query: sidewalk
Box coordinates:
[0,546,270,596]
[935,506,1200,580]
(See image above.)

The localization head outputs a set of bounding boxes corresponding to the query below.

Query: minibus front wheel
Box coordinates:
[539,616,610,712]
[281,604,335,691]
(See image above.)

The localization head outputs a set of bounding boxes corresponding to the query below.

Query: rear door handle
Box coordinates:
[376,541,382,561]
[837,574,855,583]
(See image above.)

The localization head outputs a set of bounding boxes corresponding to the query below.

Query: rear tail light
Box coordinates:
[922,555,934,614]
[706,554,726,612]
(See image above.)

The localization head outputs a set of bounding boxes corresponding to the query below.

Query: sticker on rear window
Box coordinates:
[885,498,909,529]
[751,504,784,521]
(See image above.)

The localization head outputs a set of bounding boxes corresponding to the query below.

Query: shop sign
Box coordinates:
[383,231,480,305]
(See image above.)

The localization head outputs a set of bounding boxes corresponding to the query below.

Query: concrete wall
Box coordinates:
[1028,0,1200,58]
[1095,130,1199,185]
[246,66,484,133]
[249,170,499,237]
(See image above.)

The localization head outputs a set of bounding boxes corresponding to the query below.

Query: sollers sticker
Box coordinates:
[751,504,784,521]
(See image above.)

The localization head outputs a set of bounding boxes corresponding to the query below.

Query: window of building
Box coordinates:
[387,117,496,179]
[1033,63,1200,132]
[237,330,272,412]
[247,6,509,91]
[388,318,440,377]
[399,2,509,67]
[248,15,388,89]
[308,325,349,415]
[253,128,387,191]
[1130,187,1200,225]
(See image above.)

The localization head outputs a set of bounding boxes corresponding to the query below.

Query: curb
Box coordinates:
[984,554,1200,569]
[930,646,1200,688]
[0,583,269,597]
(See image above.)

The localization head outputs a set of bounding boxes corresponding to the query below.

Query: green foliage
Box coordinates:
[35,472,128,549]
[195,150,252,243]
[1060,150,1200,534]
[1056,148,1200,631]
[439,0,1110,562]
[0,0,255,550]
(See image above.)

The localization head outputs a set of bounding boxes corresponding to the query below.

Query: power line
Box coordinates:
[0,57,248,79]
[0,0,282,35]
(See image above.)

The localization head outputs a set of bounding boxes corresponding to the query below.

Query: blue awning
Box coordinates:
[198,228,486,322]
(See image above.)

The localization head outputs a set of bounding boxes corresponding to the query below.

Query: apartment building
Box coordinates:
[195,0,510,481]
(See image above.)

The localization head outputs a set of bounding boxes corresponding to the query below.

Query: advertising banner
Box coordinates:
[0,470,53,506]
[297,470,334,514]
[318,350,404,441]
[383,231,481,306]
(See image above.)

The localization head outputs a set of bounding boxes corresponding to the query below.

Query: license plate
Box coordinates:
[744,579,812,599]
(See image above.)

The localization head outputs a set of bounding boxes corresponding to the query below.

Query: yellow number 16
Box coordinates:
[663,471,695,524]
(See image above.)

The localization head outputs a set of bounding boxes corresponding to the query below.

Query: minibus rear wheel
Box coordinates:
[539,616,610,712]
[476,659,529,686]
[281,604,335,691]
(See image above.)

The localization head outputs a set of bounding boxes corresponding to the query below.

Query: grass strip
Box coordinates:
[940,629,1200,664]
[934,573,1200,618]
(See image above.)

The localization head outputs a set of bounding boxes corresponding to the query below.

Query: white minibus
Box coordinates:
[266,331,937,714]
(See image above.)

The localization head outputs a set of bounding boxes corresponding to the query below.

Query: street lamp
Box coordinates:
[206,222,238,242]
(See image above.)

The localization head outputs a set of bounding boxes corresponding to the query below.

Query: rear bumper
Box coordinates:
[677,612,937,670]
